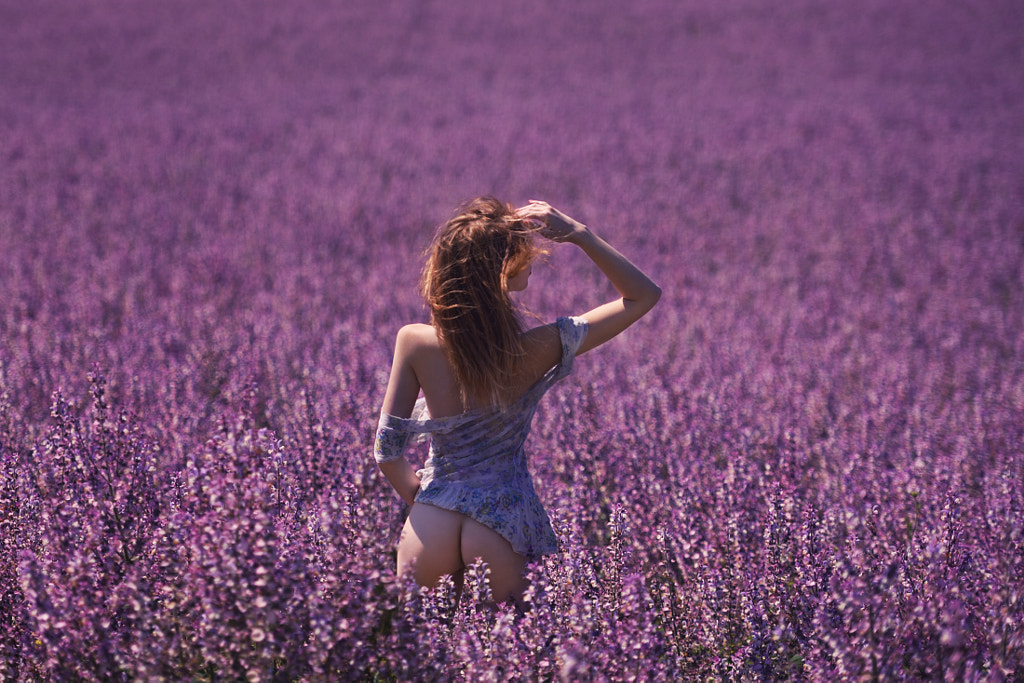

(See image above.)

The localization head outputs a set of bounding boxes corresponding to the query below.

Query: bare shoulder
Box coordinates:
[395,324,443,365]
[397,323,439,346]
[521,321,563,374]
[522,321,559,345]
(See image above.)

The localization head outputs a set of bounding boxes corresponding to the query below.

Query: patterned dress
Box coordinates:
[373,316,589,560]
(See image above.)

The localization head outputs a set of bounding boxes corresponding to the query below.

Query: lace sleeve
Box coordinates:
[373,397,432,464]
[547,315,589,384]
[373,413,413,464]
[559,315,589,359]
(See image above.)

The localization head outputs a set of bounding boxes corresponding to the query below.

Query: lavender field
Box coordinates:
[2,0,1023,679]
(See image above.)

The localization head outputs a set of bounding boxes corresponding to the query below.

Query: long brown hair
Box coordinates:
[421,197,546,408]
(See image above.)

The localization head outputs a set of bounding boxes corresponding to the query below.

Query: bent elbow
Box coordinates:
[643,283,662,312]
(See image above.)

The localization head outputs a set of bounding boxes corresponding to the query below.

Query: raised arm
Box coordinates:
[517,201,661,355]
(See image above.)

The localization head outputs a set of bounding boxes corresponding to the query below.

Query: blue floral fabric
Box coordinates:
[373,316,588,559]
[373,416,412,464]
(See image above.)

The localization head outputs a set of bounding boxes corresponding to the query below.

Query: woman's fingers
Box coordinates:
[516,201,554,220]
[515,208,552,232]
[517,201,578,241]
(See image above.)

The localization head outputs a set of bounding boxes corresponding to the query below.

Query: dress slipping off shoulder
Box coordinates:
[374,316,589,560]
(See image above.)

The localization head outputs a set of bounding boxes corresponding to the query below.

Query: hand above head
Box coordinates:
[514,199,660,357]
[515,200,588,244]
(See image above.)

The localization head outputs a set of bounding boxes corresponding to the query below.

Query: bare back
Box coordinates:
[397,322,563,420]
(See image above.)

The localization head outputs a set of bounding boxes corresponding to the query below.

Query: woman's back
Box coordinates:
[396,321,564,420]
[380,316,591,562]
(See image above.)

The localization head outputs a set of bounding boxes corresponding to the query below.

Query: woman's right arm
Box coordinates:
[517,201,661,355]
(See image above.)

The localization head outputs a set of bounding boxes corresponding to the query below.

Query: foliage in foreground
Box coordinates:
[2,0,1023,679]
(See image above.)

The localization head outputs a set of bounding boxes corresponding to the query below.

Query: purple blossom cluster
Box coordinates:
[2,0,1022,679]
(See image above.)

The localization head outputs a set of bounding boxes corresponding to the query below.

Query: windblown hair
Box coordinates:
[421,197,547,409]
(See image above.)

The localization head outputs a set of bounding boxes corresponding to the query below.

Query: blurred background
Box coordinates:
[2,0,1023,677]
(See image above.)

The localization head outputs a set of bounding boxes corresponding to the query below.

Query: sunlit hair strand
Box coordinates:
[420,196,547,409]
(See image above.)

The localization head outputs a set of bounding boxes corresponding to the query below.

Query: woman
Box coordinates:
[374,197,660,606]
